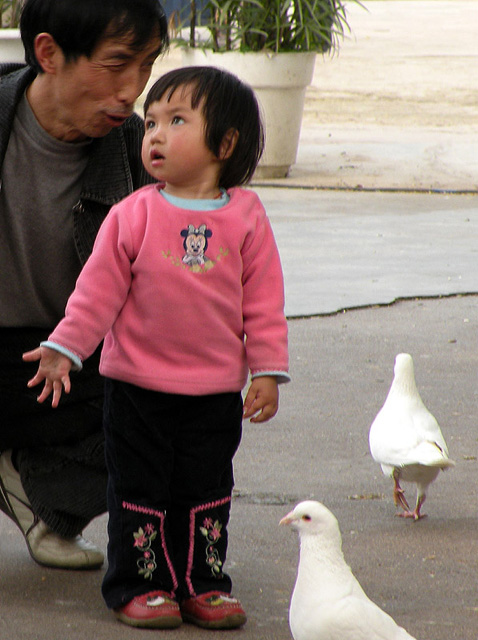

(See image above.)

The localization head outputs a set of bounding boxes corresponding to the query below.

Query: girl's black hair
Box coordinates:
[20,0,169,73]
[144,66,265,189]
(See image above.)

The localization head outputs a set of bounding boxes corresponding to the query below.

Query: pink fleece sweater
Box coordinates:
[48,184,289,395]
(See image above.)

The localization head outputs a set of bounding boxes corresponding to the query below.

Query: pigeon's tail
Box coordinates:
[431,457,455,469]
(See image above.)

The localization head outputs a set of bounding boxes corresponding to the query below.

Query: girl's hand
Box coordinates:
[22,346,73,408]
[243,376,279,423]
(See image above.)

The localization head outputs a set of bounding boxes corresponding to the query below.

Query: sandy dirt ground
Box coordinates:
[303,0,477,129]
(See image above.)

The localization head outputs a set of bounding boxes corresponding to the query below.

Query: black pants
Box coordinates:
[0,328,107,536]
[101,379,243,609]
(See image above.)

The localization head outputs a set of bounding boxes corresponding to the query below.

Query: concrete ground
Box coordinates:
[2,298,477,640]
[1,2,478,639]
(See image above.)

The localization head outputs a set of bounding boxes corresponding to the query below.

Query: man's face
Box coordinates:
[47,34,162,142]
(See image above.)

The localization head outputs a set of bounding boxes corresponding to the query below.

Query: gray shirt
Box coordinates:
[0,93,91,327]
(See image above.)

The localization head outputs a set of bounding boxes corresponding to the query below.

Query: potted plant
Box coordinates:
[0,0,25,63]
[171,0,359,178]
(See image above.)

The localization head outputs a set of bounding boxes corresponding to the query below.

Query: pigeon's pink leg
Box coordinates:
[392,469,410,511]
[397,494,427,521]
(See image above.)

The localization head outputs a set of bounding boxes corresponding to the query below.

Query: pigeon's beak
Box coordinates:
[279,512,294,526]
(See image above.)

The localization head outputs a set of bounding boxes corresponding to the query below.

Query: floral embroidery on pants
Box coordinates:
[133,523,157,580]
[200,518,224,578]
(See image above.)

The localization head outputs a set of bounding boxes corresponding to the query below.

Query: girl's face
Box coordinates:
[142,86,223,199]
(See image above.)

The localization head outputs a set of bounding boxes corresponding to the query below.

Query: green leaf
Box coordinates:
[171,0,363,53]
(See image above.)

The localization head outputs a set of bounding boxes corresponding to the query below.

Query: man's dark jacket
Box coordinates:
[0,64,156,535]
[0,64,154,265]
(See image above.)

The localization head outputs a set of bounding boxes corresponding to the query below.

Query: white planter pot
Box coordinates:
[0,29,25,63]
[181,49,316,179]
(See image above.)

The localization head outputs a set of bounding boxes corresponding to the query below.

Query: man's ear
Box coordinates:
[219,128,239,160]
[33,33,62,74]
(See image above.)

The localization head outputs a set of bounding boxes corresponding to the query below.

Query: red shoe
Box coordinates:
[181,591,247,629]
[114,590,182,628]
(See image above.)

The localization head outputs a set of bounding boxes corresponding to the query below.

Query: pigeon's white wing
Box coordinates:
[407,403,449,453]
[293,595,416,640]
[369,406,423,466]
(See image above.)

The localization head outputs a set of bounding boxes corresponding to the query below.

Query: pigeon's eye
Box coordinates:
[302,515,312,521]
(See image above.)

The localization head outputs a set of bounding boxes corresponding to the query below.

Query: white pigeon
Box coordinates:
[369,353,455,520]
[280,500,417,640]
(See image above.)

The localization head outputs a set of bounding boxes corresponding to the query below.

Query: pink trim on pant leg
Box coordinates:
[185,496,232,597]
[122,501,179,596]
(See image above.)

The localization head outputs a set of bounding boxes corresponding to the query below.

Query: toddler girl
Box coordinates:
[24,66,290,629]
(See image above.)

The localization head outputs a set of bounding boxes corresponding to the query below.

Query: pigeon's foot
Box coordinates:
[396,495,427,520]
[392,471,410,511]
[392,485,410,511]
[411,495,427,520]
[396,510,428,521]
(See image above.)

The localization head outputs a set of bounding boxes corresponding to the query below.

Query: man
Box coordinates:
[0,0,168,569]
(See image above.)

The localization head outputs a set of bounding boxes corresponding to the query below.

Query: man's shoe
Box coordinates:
[0,450,104,569]
[26,520,104,569]
[114,591,182,628]
[181,591,247,629]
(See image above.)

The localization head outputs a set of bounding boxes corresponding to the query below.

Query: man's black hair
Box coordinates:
[20,0,169,73]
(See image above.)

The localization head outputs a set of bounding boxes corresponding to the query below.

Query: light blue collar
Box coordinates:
[160,188,229,211]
